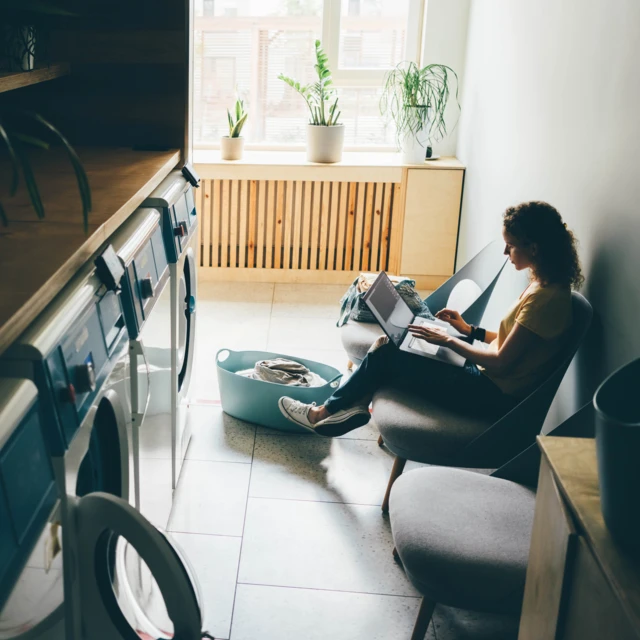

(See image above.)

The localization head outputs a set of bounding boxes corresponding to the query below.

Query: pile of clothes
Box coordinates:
[237,358,327,387]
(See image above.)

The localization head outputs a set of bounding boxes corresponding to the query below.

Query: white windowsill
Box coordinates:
[193,149,464,182]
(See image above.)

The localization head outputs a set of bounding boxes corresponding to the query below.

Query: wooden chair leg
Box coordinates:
[347,360,354,371]
[377,434,384,447]
[411,598,436,640]
[381,456,407,513]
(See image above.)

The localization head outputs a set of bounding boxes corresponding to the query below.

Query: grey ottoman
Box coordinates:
[390,467,535,613]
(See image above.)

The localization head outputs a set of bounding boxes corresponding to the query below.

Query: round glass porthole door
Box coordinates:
[0,520,65,638]
[76,393,128,501]
[75,494,204,640]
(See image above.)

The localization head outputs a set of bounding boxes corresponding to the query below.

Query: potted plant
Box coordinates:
[0,112,91,231]
[380,62,460,164]
[279,40,344,164]
[0,0,74,72]
[221,96,248,161]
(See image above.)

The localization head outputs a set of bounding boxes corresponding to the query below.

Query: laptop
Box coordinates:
[362,271,467,367]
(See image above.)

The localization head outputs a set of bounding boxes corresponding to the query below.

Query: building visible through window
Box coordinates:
[193,0,421,149]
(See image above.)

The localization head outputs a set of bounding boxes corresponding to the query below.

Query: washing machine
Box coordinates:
[106,207,174,528]
[143,168,199,492]
[0,378,63,639]
[0,378,207,640]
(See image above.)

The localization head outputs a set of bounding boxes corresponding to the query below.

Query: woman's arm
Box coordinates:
[408,322,539,375]
[484,330,498,343]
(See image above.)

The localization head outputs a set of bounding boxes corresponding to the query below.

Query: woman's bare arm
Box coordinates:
[408,322,539,375]
[484,330,498,343]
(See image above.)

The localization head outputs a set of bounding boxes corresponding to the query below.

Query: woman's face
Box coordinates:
[503,228,536,271]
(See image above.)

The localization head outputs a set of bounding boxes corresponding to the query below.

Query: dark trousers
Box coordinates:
[325,341,517,420]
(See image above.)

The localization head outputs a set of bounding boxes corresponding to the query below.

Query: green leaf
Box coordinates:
[14,143,45,219]
[0,121,20,196]
[231,112,248,138]
[27,112,92,233]
[227,109,234,135]
[13,133,49,150]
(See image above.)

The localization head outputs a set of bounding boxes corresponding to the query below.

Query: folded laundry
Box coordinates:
[237,357,327,387]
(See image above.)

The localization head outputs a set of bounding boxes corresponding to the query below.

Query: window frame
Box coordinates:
[193,0,426,152]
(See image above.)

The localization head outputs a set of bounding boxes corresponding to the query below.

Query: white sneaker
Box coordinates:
[278,397,319,433]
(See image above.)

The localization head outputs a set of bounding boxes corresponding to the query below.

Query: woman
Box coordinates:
[279,201,584,437]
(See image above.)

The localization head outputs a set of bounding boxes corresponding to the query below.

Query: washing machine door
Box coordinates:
[177,247,196,394]
[75,493,204,640]
[0,519,65,639]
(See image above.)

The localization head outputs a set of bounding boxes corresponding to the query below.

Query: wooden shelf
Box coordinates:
[0,63,70,94]
[0,147,180,355]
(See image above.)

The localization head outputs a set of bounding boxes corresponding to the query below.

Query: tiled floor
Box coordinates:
[160,282,518,640]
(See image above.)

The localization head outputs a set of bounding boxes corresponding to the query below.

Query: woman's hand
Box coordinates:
[434,308,471,336]
[408,324,451,346]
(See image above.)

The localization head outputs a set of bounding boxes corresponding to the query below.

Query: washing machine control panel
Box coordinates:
[120,224,169,339]
[44,290,127,453]
[143,172,198,264]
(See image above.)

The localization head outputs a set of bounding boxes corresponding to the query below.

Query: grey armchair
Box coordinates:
[340,239,508,367]
[389,402,595,640]
[376,291,593,512]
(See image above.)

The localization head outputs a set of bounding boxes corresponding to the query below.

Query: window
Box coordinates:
[193,0,425,149]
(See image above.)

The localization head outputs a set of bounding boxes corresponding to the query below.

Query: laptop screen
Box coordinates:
[363,273,415,346]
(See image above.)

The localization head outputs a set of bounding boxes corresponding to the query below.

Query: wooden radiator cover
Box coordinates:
[197,179,403,278]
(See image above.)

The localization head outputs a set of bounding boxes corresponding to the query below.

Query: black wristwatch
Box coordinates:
[468,325,486,342]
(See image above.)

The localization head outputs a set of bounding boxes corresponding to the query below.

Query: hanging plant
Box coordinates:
[380,61,461,146]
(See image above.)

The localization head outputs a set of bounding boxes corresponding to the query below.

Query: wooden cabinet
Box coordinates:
[399,168,464,282]
[518,438,640,640]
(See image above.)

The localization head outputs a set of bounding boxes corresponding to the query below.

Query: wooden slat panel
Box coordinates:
[220,180,230,268]
[265,180,275,268]
[229,180,239,268]
[257,180,266,269]
[380,183,393,271]
[335,183,348,271]
[201,179,212,267]
[388,182,404,274]
[292,181,303,270]
[248,180,257,268]
[309,182,321,270]
[371,181,384,272]
[238,180,249,268]
[318,181,331,270]
[274,180,285,269]
[344,183,357,271]
[362,182,375,271]
[352,182,367,271]
[284,180,294,269]
[212,180,221,267]
[327,182,339,270]
[301,182,312,269]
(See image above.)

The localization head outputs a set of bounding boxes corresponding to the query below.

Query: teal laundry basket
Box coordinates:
[216,349,343,433]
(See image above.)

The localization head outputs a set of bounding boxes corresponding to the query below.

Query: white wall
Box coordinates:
[456,0,640,425]
[421,0,471,156]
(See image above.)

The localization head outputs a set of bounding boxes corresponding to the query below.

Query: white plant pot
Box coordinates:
[220,136,244,161]
[400,127,430,164]
[306,124,345,163]
[399,107,431,164]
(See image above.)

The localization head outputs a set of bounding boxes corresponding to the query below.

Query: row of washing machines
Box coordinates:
[0,170,207,639]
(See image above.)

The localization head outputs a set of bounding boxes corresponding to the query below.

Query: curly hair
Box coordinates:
[503,201,584,289]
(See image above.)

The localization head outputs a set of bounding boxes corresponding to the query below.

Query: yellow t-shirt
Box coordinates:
[481,282,572,398]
